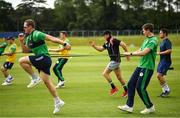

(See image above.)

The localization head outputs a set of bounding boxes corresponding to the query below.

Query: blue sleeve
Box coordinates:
[165,39,172,50]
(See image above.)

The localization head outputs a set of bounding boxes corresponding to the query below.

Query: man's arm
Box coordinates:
[157,49,172,55]
[123,48,151,56]
[18,33,32,53]
[120,41,130,61]
[89,41,105,52]
[49,48,64,52]
[45,34,71,50]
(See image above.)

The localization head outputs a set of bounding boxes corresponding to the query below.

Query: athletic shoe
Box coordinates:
[27,77,41,88]
[53,100,65,114]
[140,105,155,114]
[109,87,118,96]
[159,91,170,97]
[117,104,133,113]
[56,81,66,89]
[2,77,13,86]
[121,90,128,97]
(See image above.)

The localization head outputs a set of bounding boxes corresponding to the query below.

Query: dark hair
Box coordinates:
[6,36,15,40]
[60,31,68,37]
[25,19,35,28]
[103,30,112,36]
[160,28,168,36]
[142,23,154,32]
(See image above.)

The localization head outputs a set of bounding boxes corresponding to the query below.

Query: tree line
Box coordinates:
[0,0,180,31]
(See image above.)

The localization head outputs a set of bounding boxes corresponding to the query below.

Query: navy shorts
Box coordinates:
[157,61,171,75]
[3,62,14,69]
[29,55,52,75]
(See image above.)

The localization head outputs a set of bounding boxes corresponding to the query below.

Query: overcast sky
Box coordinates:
[5,0,55,8]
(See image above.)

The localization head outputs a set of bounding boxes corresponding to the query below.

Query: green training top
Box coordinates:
[25,30,49,56]
[138,36,158,70]
[0,42,8,54]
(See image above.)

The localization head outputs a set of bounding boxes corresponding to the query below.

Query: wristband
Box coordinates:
[130,53,132,55]
[63,43,67,47]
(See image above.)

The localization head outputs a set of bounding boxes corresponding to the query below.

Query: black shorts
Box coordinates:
[3,62,14,69]
[29,55,52,75]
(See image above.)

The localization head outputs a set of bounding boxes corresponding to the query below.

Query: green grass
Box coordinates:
[0,39,180,117]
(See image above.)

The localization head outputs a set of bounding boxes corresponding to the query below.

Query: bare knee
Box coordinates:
[19,56,30,66]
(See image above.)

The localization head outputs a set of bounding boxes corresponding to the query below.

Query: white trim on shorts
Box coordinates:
[107,61,120,70]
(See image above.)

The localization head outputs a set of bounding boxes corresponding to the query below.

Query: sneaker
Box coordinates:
[159,91,170,97]
[140,105,155,114]
[121,90,128,97]
[53,100,65,114]
[117,104,133,113]
[56,81,66,89]
[109,87,118,96]
[27,77,41,88]
[2,77,13,86]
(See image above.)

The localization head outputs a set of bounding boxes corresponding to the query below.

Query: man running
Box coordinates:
[49,31,70,88]
[1,37,16,85]
[90,30,129,97]
[18,19,71,114]
[157,28,172,97]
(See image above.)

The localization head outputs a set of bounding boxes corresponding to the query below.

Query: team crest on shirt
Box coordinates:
[139,72,144,77]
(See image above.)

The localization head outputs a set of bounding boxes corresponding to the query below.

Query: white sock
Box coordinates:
[162,83,170,92]
[54,97,60,104]
[31,73,38,80]
[6,74,12,80]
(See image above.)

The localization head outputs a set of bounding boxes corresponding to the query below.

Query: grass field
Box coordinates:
[0,36,180,117]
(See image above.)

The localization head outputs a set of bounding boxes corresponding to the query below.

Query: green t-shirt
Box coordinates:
[25,30,49,56]
[138,36,158,70]
[0,42,8,54]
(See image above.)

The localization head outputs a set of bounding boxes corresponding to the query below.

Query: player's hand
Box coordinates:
[18,33,25,42]
[89,41,95,47]
[123,52,131,56]
[157,51,161,55]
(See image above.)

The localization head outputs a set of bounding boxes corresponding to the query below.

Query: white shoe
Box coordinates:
[56,81,66,88]
[140,105,155,114]
[2,81,12,86]
[27,77,41,88]
[117,104,133,113]
[53,100,65,114]
[2,78,13,86]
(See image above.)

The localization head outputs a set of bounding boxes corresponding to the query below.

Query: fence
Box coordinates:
[0,30,180,38]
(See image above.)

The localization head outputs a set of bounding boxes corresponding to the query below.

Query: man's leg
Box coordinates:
[136,69,154,114]
[157,72,170,96]
[1,66,9,78]
[114,68,127,89]
[19,56,34,75]
[39,71,64,114]
[1,63,14,85]
[117,67,141,113]
[102,67,118,96]
[19,56,41,88]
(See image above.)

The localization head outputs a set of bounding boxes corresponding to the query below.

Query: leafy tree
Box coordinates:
[0,0,15,31]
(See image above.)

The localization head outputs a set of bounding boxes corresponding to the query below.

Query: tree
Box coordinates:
[53,0,76,30]
[0,0,15,31]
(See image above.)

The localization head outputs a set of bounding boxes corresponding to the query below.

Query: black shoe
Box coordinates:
[159,91,170,97]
